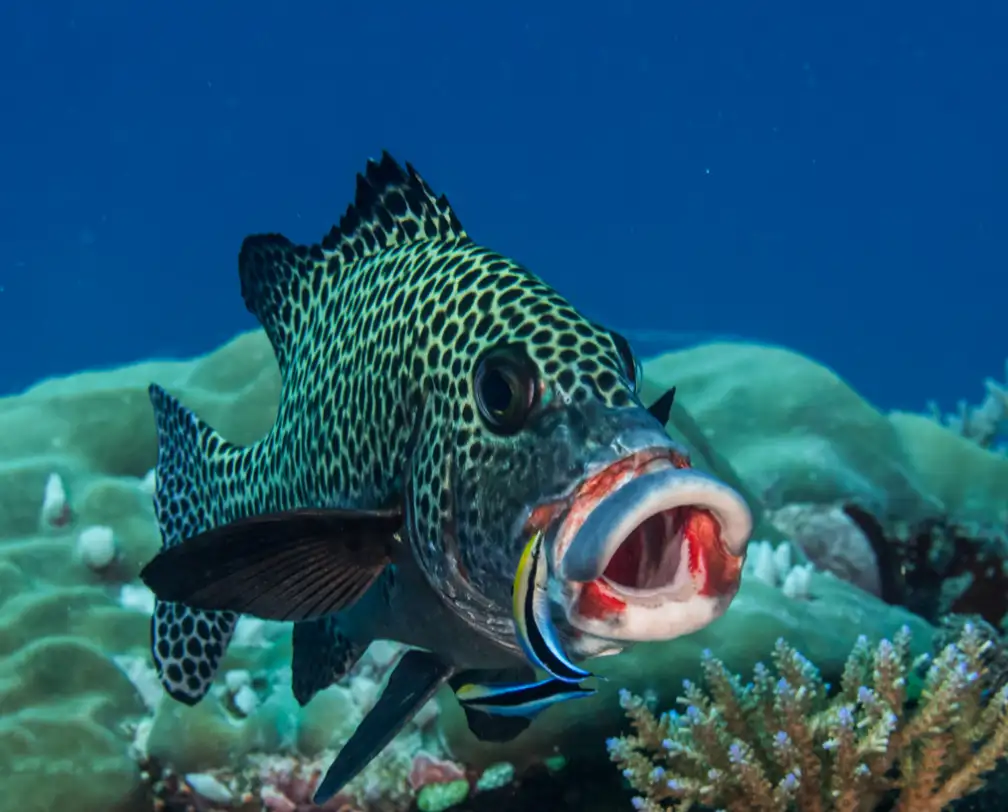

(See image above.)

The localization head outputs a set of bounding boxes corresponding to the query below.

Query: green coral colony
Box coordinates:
[0,153,1005,812]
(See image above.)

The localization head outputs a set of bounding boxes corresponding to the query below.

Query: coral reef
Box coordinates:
[768,503,881,597]
[439,561,931,770]
[639,343,945,527]
[609,624,1008,811]
[926,359,1008,452]
[643,343,1008,536]
[845,506,1008,630]
[740,540,815,601]
[1,330,1005,811]
[886,412,1008,536]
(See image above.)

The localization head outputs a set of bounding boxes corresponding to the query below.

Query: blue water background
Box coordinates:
[0,1,1004,413]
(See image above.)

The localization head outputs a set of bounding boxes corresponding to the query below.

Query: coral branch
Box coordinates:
[609,624,1008,811]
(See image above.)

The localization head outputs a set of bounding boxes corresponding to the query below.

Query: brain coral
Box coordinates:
[0,331,281,812]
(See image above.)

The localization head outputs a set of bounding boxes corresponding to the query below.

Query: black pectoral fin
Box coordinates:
[291,617,367,707]
[461,707,533,743]
[647,386,677,427]
[313,649,453,805]
[139,507,402,621]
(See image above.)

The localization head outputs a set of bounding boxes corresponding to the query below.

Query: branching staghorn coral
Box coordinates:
[608,624,1008,812]
[927,359,1008,451]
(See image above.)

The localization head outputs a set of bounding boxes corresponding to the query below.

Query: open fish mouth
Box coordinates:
[526,447,753,642]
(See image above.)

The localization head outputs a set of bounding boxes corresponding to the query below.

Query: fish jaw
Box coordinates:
[526,446,753,644]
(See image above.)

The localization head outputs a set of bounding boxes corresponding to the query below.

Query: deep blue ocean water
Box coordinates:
[0,0,1004,413]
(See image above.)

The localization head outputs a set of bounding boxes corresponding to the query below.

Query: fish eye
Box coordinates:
[474,345,537,435]
[609,330,641,392]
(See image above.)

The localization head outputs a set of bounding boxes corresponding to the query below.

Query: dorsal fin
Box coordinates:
[321,150,467,260]
[237,151,468,376]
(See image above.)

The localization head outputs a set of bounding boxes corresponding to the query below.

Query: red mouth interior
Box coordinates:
[601,506,727,593]
[602,507,690,591]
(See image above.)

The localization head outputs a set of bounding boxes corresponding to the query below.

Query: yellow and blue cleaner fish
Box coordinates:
[511,527,592,683]
[138,152,754,803]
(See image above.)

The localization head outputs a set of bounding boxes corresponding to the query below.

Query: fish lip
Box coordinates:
[519,446,690,537]
[533,445,752,593]
[544,448,753,644]
[565,463,751,583]
[551,447,687,574]
[514,443,753,645]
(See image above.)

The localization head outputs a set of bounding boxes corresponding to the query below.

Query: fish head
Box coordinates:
[529,417,754,652]
[406,276,752,655]
[496,369,752,653]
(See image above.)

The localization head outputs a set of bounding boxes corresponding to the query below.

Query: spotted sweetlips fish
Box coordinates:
[139,152,754,802]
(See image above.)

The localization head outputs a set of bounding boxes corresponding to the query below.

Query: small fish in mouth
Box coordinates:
[511,527,592,683]
[137,153,754,805]
[455,677,595,717]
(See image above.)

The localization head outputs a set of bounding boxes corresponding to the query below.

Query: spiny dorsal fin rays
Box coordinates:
[328,153,468,260]
[236,151,468,378]
[647,386,677,427]
[237,234,323,377]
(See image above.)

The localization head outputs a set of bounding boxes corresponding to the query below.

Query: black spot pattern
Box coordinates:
[148,385,243,705]
[291,615,366,706]
[148,151,644,706]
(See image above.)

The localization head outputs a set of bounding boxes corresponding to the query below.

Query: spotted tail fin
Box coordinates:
[147,384,256,705]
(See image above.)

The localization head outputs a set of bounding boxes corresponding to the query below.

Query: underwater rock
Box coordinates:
[293,683,362,757]
[408,751,467,791]
[769,502,883,596]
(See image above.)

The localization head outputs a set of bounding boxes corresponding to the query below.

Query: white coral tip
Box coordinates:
[40,472,71,528]
[75,524,118,571]
[140,468,157,496]
[782,563,814,601]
